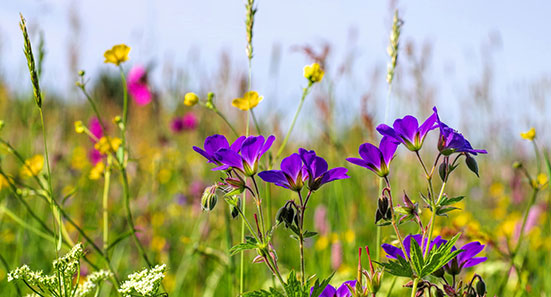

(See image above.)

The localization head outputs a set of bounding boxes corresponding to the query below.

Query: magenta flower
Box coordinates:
[376,110,437,151]
[346,137,398,177]
[193,134,246,165]
[88,117,104,164]
[311,280,357,297]
[127,65,152,106]
[171,113,198,133]
[433,107,487,156]
[214,135,275,176]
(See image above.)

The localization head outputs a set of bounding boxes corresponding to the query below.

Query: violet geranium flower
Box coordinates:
[127,65,152,106]
[382,234,447,260]
[311,280,357,297]
[346,137,398,177]
[376,110,437,151]
[193,134,246,165]
[258,153,307,191]
[299,149,349,191]
[445,241,487,275]
[214,135,275,176]
[433,107,487,156]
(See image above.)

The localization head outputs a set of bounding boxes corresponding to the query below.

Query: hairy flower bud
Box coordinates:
[184,92,199,106]
[476,278,486,296]
[201,185,218,212]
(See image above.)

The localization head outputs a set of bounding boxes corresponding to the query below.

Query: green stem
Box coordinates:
[425,181,447,260]
[103,155,112,253]
[240,191,247,295]
[213,108,239,137]
[410,278,419,297]
[251,109,262,135]
[276,83,312,160]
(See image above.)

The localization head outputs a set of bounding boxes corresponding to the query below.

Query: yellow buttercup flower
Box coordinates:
[74,121,85,134]
[303,62,324,84]
[520,127,536,141]
[232,91,263,111]
[184,92,199,106]
[532,173,548,189]
[103,44,130,66]
[20,154,44,177]
[94,136,122,155]
[89,161,105,180]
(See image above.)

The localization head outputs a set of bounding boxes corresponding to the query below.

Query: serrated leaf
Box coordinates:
[409,239,424,275]
[284,271,307,296]
[310,272,334,297]
[419,233,462,277]
[375,256,413,278]
[243,288,285,297]
[303,231,318,239]
[436,206,460,216]
[229,236,258,256]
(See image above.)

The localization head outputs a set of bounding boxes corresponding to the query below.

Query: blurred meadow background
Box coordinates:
[0,0,551,296]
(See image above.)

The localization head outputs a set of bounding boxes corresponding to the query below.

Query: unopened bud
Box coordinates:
[476,278,486,296]
[201,185,218,212]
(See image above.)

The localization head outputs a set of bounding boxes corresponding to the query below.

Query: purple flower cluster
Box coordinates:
[312,280,357,297]
[260,148,349,192]
[347,106,486,177]
[382,234,487,274]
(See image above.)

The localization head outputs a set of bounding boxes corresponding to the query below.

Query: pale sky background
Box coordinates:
[1,0,550,144]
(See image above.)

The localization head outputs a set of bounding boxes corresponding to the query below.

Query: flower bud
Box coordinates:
[230,196,241,219]
[465,154,479,177]
[275,206,288,226]
[78,70,86,77]
[434,287,445,297]
[201,185,218,212]
[476,278,486,296]
[512,161,522,169]
[225,177,245,191]
[445,257,460,275]
[439,162,447,181]
[184,92,199,106]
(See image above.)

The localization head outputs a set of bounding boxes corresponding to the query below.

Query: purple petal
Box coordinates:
[336,280,357,297]
[346,157,370,168]
[241,136,264,166]
[462,257,487,268]
[299,148,317,167]
[259,135,276,157]
[258,170,290,189]
[393,115,418,142]
[230,136,247,152]
[382,243,405,259]
[310,156,329,179]
[457,242,485,264]
[215,149,244,170]
[280,153,303,181]
[204,134,230,154]
[358,143,382,169]
[376,124,399,141]
[379,137,398,165]
[418,111,438,138]
[320,167,349,184]
[193,146,215,163]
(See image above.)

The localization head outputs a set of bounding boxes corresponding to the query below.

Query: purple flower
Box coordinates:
[193,134,246,165]
[258,153,307,191]
[311,280,357,297]
[382,234,446,260]
[346,137,398,177]
[433,107,487,156]
[446,242,487,275]
[376,110,437,151]
[171,113,198,133]
[299,149,349,191]
[214,135,275,176]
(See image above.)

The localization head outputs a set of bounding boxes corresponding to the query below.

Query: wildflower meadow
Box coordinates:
[0,2,550,297]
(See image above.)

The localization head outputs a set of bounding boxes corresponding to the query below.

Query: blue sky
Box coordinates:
[1,0,550,140]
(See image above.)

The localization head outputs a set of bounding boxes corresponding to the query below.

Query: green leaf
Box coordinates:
[376,256,413,278]
[409,238,424,275]
[419,233,462,277]
[439,196,465,207]
[303,231,318,239]
[284,271,307,296]
[436,206,460,216]
[310,272,335,297]
[229,236,258,256]
[243,288,285,297]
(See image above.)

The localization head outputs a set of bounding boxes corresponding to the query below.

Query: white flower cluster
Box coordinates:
[7,264,57,288]
[74,270,113,297]
[119,264,167,297]
[53,243,84,278]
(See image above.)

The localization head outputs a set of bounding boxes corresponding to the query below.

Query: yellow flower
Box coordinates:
[89,161,105,180]
[150,236,166,252]
[520,127,536,141]
[303,62,324,84]
[315,235,329,251]
[20,154,44,177]
[74,121,85,134]
[344,230,356,244]
[103,44,130,66]
[94,136,122,155]
[0,174,10,190]
[184,92,199,106]
[232,91,263,111]
[532,173,548,189]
